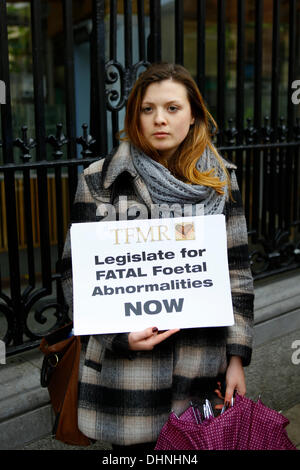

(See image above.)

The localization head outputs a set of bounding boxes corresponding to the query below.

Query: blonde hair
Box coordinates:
[121,63,230,195]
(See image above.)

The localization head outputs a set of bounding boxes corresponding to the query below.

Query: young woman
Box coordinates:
[61,63,254,451]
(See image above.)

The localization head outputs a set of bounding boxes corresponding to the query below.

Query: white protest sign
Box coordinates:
[70,215,234,335]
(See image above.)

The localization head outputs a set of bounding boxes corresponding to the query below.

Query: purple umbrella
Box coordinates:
[155,394,297,450]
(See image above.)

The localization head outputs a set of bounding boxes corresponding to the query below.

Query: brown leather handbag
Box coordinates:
[40,323,91,446]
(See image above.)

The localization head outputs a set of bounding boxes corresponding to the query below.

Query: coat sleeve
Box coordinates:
[225,170,254,367]
[60,172,134,358]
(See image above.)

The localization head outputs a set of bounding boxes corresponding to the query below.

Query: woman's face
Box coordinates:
[139,79,195,161]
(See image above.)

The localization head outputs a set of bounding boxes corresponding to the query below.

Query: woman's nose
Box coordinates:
[154,109,167,125]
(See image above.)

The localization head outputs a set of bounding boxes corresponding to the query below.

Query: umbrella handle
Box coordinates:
[190,402,202,424]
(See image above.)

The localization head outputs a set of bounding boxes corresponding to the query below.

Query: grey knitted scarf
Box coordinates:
[131,144,228,216]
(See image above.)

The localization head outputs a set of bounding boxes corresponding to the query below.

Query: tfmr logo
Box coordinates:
[0,80,5,104]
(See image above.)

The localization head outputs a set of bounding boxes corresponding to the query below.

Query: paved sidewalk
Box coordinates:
[281,403,300,450]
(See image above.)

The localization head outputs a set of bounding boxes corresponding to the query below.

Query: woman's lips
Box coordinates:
[153,132,169,138]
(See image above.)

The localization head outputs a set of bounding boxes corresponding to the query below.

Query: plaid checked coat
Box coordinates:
[61,142,254,446]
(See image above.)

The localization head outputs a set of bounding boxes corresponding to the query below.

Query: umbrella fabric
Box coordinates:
[155,394,297,450]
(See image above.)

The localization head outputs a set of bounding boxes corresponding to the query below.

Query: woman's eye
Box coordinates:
[141,106,152,113]
[168,105,178,112]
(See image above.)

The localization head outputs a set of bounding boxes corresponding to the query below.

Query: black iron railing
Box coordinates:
[0,0,299,356]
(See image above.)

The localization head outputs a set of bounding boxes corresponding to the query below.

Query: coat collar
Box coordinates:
[102,142,137,189]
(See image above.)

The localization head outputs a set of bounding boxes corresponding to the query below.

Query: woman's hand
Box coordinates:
[128,327,180,351]
[224,355,246,404]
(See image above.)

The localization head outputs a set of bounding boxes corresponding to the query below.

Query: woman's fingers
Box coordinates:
[128,327,158,350]
[128,327,180,350]
[154,328,180,345]
[131,326,158,342]
[224,355,246,405]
